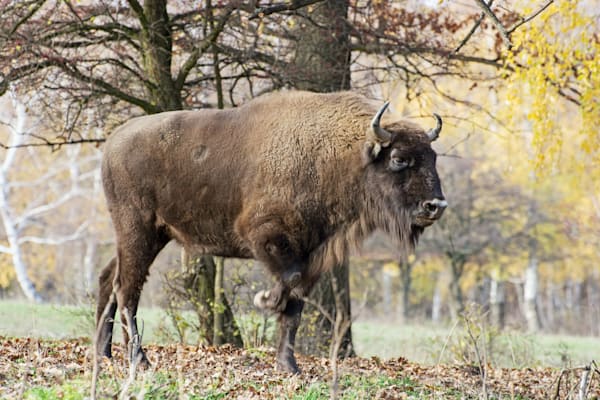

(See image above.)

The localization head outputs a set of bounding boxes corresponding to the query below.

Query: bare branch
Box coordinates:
[126,0,148,30]
[18,222,88,245]
[249,0,325,19]
[474,0,511,48]
[7,0,48,36]
[507,0,554,35]
[175,6,234,90]
[0,137,105,149]
[454,0,494,53]
[17,190,84,224]
[54,62,159,113]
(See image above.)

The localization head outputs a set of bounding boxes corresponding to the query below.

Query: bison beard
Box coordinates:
[94,90,446,374]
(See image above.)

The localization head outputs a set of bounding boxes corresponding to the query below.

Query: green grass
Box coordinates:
[289,375,433,400]
[0,300,165,341]
[352,318,450,362]
[19,374,445,400]
[0,300,94,339]
[24,383,85,400]
[1,300,598,368]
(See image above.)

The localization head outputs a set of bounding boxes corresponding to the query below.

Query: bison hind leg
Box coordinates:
[110,217,170,370]
[95,257,118,359]
[121,306,152,369]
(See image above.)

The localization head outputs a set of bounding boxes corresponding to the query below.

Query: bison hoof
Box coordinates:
[253,290,288,312]
[136,351,152,370]
[277,355,301,374]
[253,290,271,309]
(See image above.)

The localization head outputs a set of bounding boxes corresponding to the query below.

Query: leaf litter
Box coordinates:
[0,336,598,399]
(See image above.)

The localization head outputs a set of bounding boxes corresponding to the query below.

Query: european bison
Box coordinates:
[96,90,446,373]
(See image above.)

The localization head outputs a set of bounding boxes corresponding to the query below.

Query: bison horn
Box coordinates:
[371,101,393,143]
[426,113,442,142]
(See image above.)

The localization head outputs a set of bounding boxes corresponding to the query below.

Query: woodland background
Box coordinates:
[0,0,599,361]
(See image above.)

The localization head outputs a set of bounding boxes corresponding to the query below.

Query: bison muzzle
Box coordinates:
[95,90,446,373]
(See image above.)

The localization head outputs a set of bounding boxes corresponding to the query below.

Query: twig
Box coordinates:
[473,0,511,48]
[552,368,566,400]
[249,0,325,19]
[550,363,598,400]
[578,364,591,400]
[0,137,105,150]
[91,290,118,400]
[329,273,350,400]
[302,271,367,400]
[463,311,487,400]
[506,0,554,35]
[436,318,460,365]
[454,0,494,53]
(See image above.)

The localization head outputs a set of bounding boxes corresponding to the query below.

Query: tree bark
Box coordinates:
[213,257,225,345]
[0,99,42,302]
[290,0,354,358]
[139,0,182,112]
[290,0,351,92]
[382,268,393,316]
[489,269,505,329]
[448,256,466,319]
[398,259,413,323]
[523,245,541,332]
[181,250,242,347]
[431,276,442,323]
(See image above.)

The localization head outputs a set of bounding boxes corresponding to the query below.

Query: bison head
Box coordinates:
[362,102,447,244]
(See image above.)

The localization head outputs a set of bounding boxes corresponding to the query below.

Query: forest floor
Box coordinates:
[1,336,600,399]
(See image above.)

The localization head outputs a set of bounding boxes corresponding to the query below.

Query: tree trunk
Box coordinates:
[140,0,182,111]
[382,267,393,316]
[83,236,98,295]
[290,0,354,358]
[290,0,351,92]
[0,99,42,302]
[489,269,505,329]
[213,256,225,345]
[431,277,442,323]
[448,256,466,319]
[587,270,600,336]
[398,259,413,323]
[523,246,541,332]
[180,249,242,347]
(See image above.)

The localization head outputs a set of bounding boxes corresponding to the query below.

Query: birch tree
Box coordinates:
[0,91,101,301]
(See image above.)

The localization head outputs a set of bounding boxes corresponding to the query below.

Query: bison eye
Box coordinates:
[389,157,413,172]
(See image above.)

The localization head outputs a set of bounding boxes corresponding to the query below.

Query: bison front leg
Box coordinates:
[276,297,304,373]
[252,270,305,373]
[244,221,311,372]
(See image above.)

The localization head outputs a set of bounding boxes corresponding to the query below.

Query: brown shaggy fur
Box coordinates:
[96,90,445,373]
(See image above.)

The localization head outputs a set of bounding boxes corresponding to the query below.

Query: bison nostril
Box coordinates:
[424,202,437,213]
[423,199,447,216]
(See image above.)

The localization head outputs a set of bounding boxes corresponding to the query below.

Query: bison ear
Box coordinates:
[362,141,382,165]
